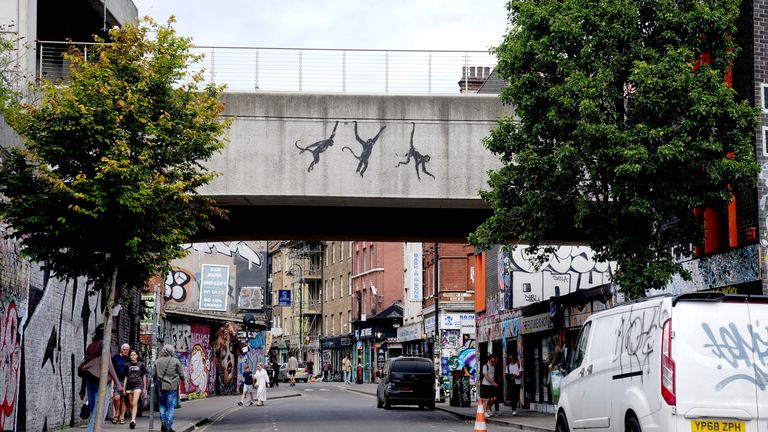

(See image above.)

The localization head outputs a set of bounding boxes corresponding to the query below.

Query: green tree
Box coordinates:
[0,18,229,429]
[471,0,759,298]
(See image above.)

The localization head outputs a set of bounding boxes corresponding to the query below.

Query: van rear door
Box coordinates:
[746,297,768,431]
[673,294,765,432]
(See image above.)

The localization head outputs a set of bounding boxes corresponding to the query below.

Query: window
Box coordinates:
[332,278,335,300]
[340,274,344,298]
[370,245,376,268]
[571,322,592,370]
[332,243,336,264]
[348,273,352,296]
[356,251,360,273]
[341,241,345,259]
[363,249,368,271]
[332,314,336,335]
[324,280,329,301]
[764,126,768,157]
[349,241,353,258]
[762,83,768,112]
[325,315,328,335]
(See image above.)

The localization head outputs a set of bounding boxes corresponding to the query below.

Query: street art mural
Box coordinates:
[295,121,339,172]
[396,122,435,180]
[166,242,267,313]
[342,121,386,177]
[497,245,615,309]
[656,245,760,295]
[295,121,438,180]
[214,322,240,395]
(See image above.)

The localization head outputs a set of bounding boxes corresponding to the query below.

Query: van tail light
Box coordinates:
[661,318,676,406]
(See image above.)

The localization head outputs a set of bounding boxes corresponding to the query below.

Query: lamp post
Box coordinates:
[287,263,304,359]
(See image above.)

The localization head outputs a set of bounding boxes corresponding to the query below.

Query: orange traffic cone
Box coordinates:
[473,398,487,431]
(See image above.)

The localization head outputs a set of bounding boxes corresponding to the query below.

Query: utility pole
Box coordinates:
[433,243,440,401]
[149,285,159,430]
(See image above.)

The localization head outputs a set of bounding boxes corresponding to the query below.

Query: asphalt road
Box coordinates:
[197,385,486,432]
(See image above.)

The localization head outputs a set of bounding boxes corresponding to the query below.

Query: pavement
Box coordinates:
[82,384,301,432]
[80,382,555,432]
[345,383,556,432]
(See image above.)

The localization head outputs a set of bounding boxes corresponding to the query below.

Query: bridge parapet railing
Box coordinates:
[37,42,498,95]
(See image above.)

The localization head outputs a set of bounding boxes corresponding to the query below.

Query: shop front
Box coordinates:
[397,321,426,356]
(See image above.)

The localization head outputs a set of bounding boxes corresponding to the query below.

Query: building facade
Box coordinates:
[320,241,353,379]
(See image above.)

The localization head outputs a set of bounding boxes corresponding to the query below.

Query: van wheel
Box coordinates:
[625,416,641,432]
[426,402,435,411]
[555,413,570,432]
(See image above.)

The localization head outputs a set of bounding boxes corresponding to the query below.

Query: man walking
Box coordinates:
[505,354,522,415]
[154,345,186,432]
[287,354,299,387]
[238,363,255,406]
[482,354,501,417]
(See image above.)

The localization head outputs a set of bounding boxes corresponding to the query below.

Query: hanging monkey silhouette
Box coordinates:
[342,121,386,177]
[295,121,339,172]
[396,122,434,180]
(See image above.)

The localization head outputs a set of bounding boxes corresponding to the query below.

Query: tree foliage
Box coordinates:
[0,17,229,289]
[471,0,759,298]
[0,19,230,428]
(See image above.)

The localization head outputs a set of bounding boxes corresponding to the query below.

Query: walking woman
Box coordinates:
[123,350,147,429]
[78,324,123,432]
[254,363,269,406]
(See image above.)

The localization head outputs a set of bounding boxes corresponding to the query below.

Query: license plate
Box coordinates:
[397,384,413,391]
[691,420,746,432]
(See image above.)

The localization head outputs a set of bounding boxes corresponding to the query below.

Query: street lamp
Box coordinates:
[286,263,304,358]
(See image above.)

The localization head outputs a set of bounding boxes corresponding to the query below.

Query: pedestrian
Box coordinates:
[342,355,352,384]
[111,343,130,424]
[322,361,331,382]
[482,354,501,417]
[254,363,269,406]
[123,350,147,429]
[505,354,522,415]
[154,344,186,432]
[238,363,255,406]
[356,356,363,384]
[270,357,280,387]
[287,354,299,386]
[78,324,123,432]
[306,359,314,382]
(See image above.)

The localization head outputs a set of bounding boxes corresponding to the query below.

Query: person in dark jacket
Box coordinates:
[153,345,186,432]
[78,324,123,432]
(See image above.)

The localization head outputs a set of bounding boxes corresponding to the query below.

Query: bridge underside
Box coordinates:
[194,204,494,242]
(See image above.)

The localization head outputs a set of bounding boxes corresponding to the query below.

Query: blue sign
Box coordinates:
[278,289,291,306]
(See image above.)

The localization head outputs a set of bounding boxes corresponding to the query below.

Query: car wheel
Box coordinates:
[556,413,570,432]
[426,402,435,411]
[625,416,641,432]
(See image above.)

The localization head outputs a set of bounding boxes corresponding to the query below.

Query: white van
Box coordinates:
[555,292,767,432]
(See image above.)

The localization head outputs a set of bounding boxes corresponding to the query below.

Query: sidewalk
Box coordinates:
[85,385,301,432]
[346,383,555,432]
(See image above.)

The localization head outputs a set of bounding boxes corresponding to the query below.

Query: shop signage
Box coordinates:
[277,289,291,306]
[199,264,229,311]
[340,337,352,346]
[360,328,373,338]
[397,322,423,342]
[410,251,422,301]
[309,339,320,350]
[521,312,553,334]
[424,315,435,334]
[440,313,475,330]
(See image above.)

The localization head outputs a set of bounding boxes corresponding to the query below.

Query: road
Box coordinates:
[198,383,494,432]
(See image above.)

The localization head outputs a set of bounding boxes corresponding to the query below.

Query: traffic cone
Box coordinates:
[473,398,487,431]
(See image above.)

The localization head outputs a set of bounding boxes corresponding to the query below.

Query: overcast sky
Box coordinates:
[130,0,510,51]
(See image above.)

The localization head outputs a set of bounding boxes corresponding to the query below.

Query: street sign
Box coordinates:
[278,289,291,306]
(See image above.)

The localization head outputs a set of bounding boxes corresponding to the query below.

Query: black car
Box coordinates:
[376,356,435,410]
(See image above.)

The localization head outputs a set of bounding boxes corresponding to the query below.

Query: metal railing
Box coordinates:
[37,41,497,95]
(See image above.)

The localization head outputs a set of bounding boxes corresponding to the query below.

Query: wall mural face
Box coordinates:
[296,121,436,180]
[214,322,239,395]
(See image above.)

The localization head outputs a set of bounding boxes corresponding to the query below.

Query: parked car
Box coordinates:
[555,292,768,432]
[278,361,309,382]
[376,356,435,410]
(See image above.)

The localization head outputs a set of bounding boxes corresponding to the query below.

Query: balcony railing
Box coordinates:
[37,42,497,95]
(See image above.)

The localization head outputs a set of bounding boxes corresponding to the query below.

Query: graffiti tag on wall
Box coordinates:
[0,301,21,431]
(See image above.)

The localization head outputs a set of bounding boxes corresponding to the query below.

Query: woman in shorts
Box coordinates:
[123,350,147,430]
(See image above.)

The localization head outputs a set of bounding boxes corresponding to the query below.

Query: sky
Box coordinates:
[130,0,510,52]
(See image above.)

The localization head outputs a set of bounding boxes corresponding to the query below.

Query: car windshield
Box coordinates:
[391,359,434,373]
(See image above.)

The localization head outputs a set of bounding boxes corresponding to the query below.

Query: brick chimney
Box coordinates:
[457,66,491,93]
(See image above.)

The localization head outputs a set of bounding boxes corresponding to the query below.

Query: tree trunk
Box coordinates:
[93,264,118,432]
